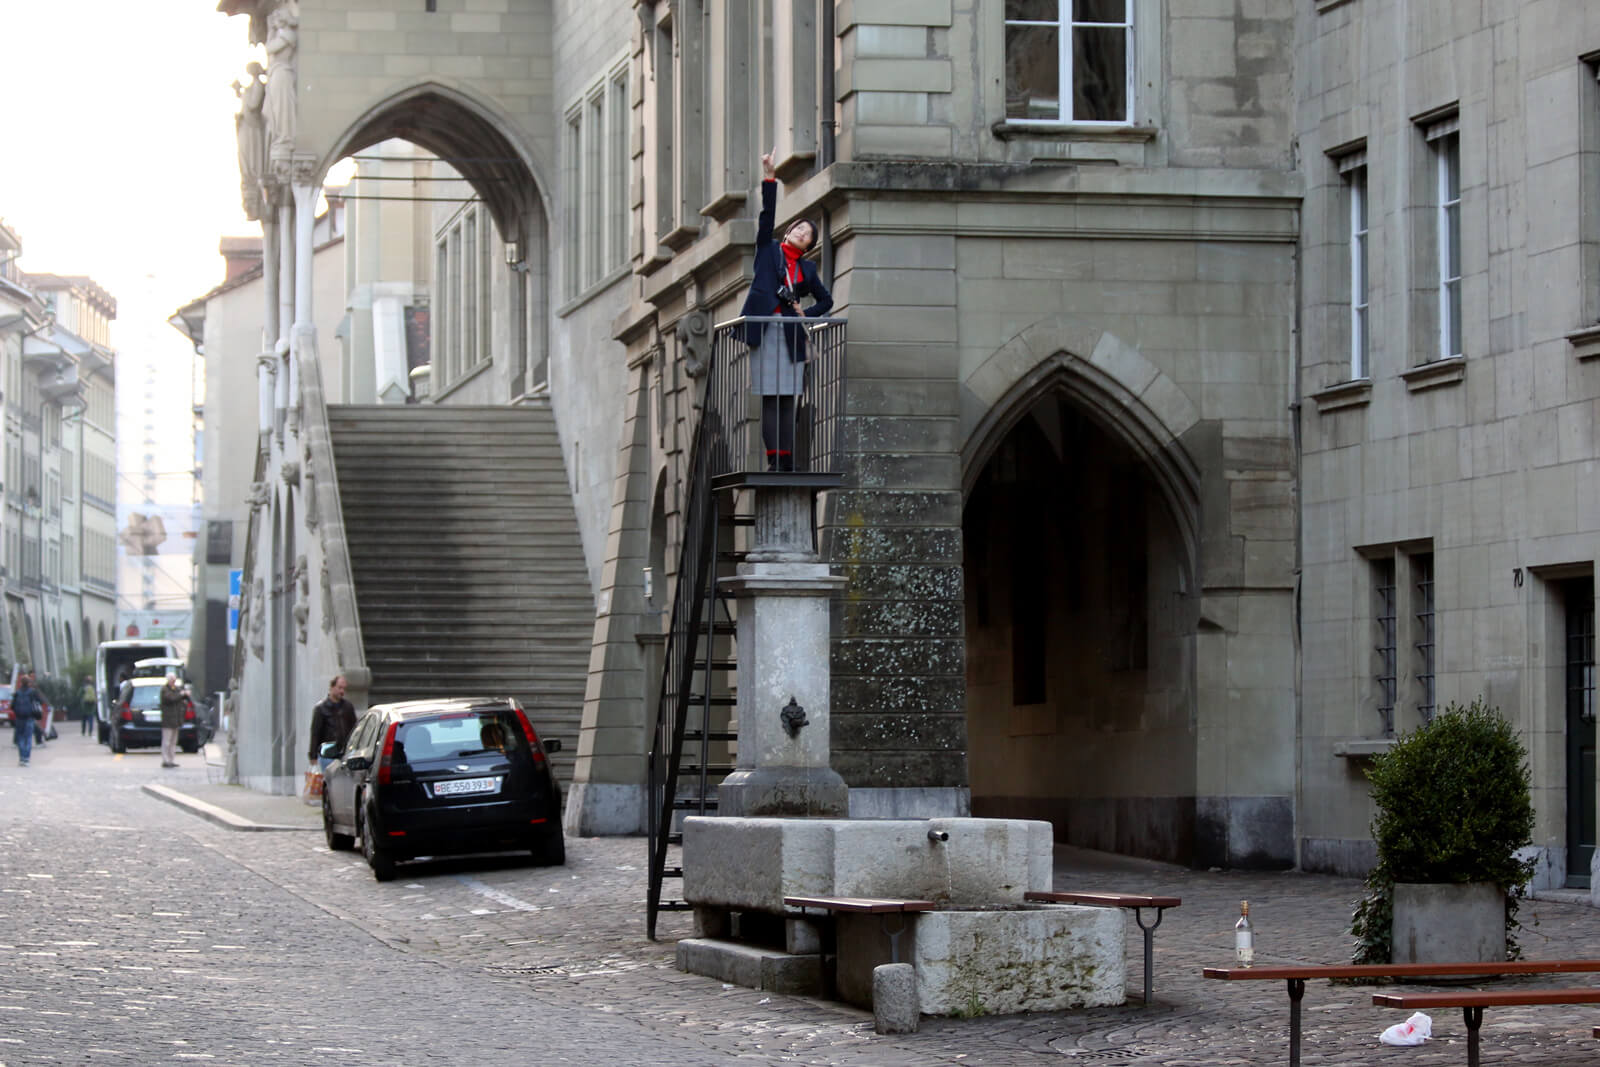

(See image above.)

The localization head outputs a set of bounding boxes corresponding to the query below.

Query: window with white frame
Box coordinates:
[1004,0,1131,124]
[433,204,492,387]
[564,57,632,299]
[1426,117,1462,360]
[1341,150,1370,379]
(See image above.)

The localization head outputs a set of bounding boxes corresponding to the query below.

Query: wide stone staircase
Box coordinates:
[327,403,592,786]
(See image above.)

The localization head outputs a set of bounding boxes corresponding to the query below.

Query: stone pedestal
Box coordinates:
[718,485,848,817]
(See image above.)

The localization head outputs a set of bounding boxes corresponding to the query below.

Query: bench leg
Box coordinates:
[1132,906,1166,1005]
[1463,1006,1483,1067]
[1286,978,1305,1067]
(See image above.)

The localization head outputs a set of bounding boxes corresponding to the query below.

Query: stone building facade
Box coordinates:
[0,226,119,675]
[1295,0,1600,891]
[210,0,1600,883]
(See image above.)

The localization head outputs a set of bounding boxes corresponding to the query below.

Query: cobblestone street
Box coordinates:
[5,733,1600,1065]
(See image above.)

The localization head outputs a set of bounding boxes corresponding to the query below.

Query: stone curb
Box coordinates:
[142,783,317,832]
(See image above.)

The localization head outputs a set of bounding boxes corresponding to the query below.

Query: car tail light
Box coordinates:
[184,701,195,722]
[511,706,547,763]
[119,702,133,723]
[376,722,399,785]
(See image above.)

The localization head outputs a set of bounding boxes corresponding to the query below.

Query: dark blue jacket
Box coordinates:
[13,684,40,722]
[738,180,833,355]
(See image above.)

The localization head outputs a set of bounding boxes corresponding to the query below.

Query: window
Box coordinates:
[564,58,632,297]
[1373,557,1397,737]
[1343,153,1370,379]
[1426,119,1462,360]
[1413,552,1435,724]
[1004,0,1131,124]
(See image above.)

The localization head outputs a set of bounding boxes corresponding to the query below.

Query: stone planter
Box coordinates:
[1392,882,1505,964]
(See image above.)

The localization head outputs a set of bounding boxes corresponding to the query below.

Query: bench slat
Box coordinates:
[1205,960,1600,981]
[1026,891,1181,909]
[783,895,935,914]
[1375,988,1600,1009]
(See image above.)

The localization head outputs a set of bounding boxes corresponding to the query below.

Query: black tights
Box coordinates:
[761,396,797,471]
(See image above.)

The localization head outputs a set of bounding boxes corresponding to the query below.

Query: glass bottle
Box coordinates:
[1234,900,1254,966]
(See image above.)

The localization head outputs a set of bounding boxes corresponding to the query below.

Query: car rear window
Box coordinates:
[127,685,164,711]
[395,710,526,762]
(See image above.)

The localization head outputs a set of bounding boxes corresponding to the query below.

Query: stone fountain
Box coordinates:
[674,485,1127,1016]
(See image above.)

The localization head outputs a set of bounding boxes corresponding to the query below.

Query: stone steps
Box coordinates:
[328,402,593,788]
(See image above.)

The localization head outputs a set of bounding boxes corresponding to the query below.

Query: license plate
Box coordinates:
[432,776,500,797]
[142,711,160,723]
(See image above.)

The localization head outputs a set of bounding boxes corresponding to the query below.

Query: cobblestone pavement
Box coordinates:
[5,733,1600,1065]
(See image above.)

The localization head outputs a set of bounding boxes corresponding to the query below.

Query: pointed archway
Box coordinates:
[962,322,1205,865]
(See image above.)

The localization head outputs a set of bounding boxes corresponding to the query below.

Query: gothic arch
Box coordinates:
[963,314,1203,576]
[317,81,552,245]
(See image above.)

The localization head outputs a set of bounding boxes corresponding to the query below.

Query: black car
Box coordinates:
[108,677,202,754]
[320,697,564,881]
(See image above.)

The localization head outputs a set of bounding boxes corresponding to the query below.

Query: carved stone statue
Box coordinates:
[234,61,267,220]
[248,578,267,659]
[264,4,298,159]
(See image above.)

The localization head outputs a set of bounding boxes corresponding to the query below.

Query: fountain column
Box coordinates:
[716,484,848,817]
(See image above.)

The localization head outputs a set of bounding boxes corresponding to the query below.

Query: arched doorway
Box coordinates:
[319,85,551,400]
[963,385,1200,864]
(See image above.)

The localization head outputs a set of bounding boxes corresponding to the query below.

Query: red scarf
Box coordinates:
[781,243,803,287]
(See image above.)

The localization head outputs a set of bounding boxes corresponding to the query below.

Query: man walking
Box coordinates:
[158,673,187,768]
[13,670,41,766]
[307,675,356,774]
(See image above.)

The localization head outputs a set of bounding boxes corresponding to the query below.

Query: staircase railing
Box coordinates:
[646,315,847,939]
[646,353,724,939]
[295,330,371,709]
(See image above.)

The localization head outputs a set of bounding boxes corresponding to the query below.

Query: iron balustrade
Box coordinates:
[707,315,848,486]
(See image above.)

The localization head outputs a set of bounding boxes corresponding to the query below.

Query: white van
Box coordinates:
[95,639,180,745]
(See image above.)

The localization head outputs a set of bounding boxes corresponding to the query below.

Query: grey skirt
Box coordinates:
[751,323,804,397]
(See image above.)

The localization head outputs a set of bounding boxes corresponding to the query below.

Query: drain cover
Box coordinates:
[1056,1048,1151,1062]
[486,964,565,976]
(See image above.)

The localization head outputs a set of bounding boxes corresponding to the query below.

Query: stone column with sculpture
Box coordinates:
[263,3,297,161]
[233,62,267,221]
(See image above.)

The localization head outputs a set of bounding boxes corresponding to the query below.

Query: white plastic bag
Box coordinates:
[1378,1011,1432,1046]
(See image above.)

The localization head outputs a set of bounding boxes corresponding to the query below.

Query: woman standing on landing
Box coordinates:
[737,149,833,471]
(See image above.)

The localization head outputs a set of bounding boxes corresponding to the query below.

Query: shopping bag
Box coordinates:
[1378,1011,1431,1046]
[302,764,324,804]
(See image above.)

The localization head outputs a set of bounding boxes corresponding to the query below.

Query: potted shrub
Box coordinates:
[1350,698,1536,965]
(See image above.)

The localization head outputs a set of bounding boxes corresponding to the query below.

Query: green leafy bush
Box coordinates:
[1350,699,1535,964]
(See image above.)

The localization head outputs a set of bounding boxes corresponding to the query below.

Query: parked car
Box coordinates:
[107,677,201,755]
[0,683,11,729]
[320,697,564,881]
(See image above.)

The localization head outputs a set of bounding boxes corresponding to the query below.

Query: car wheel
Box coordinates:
[323,791,355,851]
[108,726,125,754]
[531,825,566,867]
[358,802,395,881]
[180,740,199,754]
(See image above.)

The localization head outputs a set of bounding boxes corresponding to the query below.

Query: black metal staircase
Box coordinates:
[645,315,847,940]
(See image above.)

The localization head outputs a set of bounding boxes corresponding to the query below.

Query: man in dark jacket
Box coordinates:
[307,675,356,771]
[13,671,41,767]
[158,674,188,768]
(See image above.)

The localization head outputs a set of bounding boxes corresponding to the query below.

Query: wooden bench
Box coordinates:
[1204,960,1600,1066]
[1374,988,1600,1067]
[1025,891,1182,1005]
[783,896,935,963]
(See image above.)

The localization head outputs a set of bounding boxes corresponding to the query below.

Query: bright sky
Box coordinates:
[0,3,262,615]
[0,2,257,356]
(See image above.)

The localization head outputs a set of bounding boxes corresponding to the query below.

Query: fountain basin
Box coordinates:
[682,815,1053,909]
[679,815,1127,1014]
[835,904,1125,1014]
